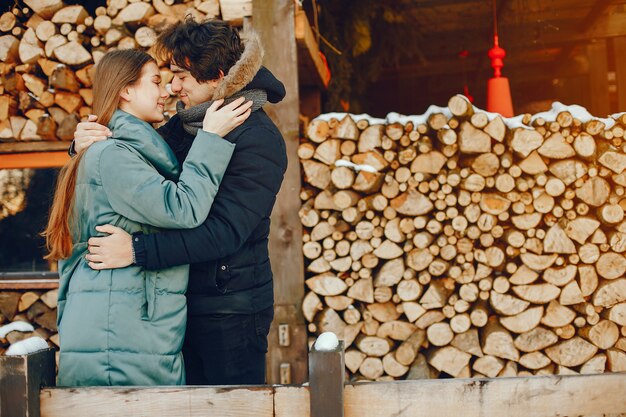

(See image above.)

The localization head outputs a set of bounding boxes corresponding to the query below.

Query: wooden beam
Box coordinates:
[252,0,308,385]
[309,341,344,417]
[0,152,69,169]
[295,9,330,88]
[0,141,72,154]
[41,386,275,417]
[0,349,55,417]
[613,36,626,111]
[344,372,626,417]
[587,40,611,116]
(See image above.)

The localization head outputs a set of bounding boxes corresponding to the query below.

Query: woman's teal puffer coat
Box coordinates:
[56,110,234,386]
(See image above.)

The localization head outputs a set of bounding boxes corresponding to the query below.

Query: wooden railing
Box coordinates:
[2,343,626,417]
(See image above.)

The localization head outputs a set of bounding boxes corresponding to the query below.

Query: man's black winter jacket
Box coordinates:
[133,67,287,315]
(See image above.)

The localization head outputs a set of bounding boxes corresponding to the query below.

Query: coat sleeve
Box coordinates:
[99,130,235,229]
[135,125,287,270]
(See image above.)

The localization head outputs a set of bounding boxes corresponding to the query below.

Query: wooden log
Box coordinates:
[324,295,353,311]
[499,306,543,334]
[134,26,156,48]
[52,5,87,24]
[473,355,504,378]
[410,151,446,175]
[608,302,626,326]
[481,318,520,361]
[577,353,606,375]
[450,328,483,357]
[484,115,506,142]
[579,319,619,350]
[549,160,587,186]
[18,36,44,64]
[302,160,331,189]
[53,41,91,65]
[514,326,559,353]
[511,128,543,157]
[390,189,434,216]
[347,277,373,303]
[538,132,575,159]
[607,348,626,372]
[25,0,64,19]
[359,357,384,379]
[596,252,626,279]
[426,322,453,347]
[113,2,155,24]
[564,217,600,245]
[401,301,426,323]
[519,351,551,370]
[377,321,417,342]
[576,176,610,207]
[333,115,358,140]
[545,337,598,367]
[458,121,490,153]
[18,292,39,312]
[345,349,366,374]
[315,308,346,336]
[374,258,404,287]
[305,273,347,296]
[367,302,401,323]
[519,151,548,175]
[356,335,393,357]
[490,291,530,316]
[513,284,560,304]
[302,291,323,322]
[599,150,626,174]
[426,346,471,377]
[395,329,426,366]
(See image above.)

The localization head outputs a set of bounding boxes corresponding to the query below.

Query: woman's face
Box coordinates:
[119,61,168,123]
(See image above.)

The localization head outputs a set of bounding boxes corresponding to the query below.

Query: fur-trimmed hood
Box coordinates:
[211,29,286,104]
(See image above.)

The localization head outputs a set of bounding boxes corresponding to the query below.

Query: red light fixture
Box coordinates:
[486,0,514,117]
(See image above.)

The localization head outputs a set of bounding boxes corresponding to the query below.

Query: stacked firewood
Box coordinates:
[0,0,251,141]
[301,95,626,381]
[0,289,59,361]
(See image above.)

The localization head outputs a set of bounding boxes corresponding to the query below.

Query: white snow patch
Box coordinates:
[314,332,339,352]
[5,337,49,356]
[313,95,620,133]
[335,159,378,173]
[315,112,386,125]
[0,321,34,338]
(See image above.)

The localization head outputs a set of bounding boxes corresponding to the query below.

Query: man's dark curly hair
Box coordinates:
[155,19,244,82]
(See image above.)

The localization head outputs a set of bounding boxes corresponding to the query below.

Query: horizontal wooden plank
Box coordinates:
[0,152,69,168]
[274,386,310,417]
[40,386,275,417]
[0,142,73,154]
[0,279,59,290]
[344,373,626,417]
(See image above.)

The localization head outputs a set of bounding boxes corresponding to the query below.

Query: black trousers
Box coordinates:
[182,306,274,385]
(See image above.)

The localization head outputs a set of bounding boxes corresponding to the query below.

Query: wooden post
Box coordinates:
[0,349,55,417]
[252,0,308,384]
[587,40,611,116]
[613,36,626,111]
[309,341,345,417]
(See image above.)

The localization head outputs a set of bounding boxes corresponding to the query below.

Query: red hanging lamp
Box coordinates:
[486,0,514,116]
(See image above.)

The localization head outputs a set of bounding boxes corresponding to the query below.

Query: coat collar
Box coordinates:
[108,110,180,180]
[211,29,264,100]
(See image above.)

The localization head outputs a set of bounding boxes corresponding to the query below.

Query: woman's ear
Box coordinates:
[119,85,133,102]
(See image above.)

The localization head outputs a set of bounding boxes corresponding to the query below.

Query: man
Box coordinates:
[72,19,287,385]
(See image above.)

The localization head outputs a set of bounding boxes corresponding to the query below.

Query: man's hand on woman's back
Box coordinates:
[74,115,112,153]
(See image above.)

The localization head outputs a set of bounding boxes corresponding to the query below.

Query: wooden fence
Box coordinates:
[2,343,626,417]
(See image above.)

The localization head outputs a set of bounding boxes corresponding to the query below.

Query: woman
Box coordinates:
[44,49,251,386]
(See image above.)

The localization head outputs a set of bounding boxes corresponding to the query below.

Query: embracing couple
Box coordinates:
[44,18,287,386]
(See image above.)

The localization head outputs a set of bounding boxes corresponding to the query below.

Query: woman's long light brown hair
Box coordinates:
[44,50,156,261]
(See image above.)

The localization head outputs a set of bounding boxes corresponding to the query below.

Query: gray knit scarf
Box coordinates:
[176,89,267,135]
